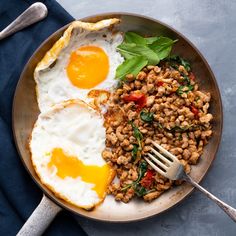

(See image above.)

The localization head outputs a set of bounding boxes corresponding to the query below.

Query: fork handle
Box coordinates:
[184,174,236,223]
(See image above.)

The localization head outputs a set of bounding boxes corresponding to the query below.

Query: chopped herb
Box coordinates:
[127,162,155,197]
[132,144,139,161]
[170,63,179,71]
[170,126,188,132]
[176,85,194,96]
[134,185,149,197]
[134,186,156,197]
[130,121,143,150]
[182,74,190,85]
[168,56,194,96]
[140,110,154,123]
[168,125,199,133]
[168,56,192,87]
[169,55,191,72]
[121,161,147,192]
[121,183,133,191]
[178,133,183,141]
[137,161,148,181]
[180,58,191,72]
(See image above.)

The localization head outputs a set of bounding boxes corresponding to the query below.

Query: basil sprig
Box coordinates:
[131,144,139,161]
[140,110,154,123]
[130,121,143,150]
[116,32,177,79]
[116,56,148,80]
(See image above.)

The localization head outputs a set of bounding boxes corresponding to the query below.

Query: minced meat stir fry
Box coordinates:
[102,59,213,203]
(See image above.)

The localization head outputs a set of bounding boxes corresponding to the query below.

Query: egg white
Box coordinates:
[30,100,113,209]
[35,19,123,112]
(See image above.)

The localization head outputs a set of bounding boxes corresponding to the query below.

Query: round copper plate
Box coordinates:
[12,13,223,222]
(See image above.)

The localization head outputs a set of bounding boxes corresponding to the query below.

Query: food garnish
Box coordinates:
[140,110,154,123]
[130,121,143,150]
[116,32,177,79]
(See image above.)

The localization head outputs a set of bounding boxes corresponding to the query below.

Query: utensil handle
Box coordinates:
[17,195,62,236]
[0,2,48,40]
[185,174,236,223]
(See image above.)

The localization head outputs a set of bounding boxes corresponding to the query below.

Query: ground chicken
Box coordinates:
[103,62,213,203]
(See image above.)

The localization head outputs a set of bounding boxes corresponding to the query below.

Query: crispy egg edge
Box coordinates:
[33,18,121,111]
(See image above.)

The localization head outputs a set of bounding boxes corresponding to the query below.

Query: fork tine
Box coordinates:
[150,148,171,165]
[144,157,167,177]
[147,153,168,170]
[152,141,178,161]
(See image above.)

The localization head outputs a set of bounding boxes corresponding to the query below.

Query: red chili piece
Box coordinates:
[189,72,196,81]
[123,92,146,111]
[140,169,155,188]
[190,105,199,117]
[156,81,164,87]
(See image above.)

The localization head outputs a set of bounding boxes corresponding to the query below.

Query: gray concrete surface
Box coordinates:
[57,0,236,235]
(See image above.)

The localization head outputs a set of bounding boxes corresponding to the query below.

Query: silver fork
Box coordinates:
[144,141,236,222]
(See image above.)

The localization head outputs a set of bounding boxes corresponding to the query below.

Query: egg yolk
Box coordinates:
[48,148,113,199]
[66,46,109,89]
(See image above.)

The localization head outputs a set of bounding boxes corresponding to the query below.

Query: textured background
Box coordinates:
[57,0,236,235]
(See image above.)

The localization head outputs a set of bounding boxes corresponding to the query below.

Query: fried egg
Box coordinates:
[30,100,115,209]
[34,19,124,112]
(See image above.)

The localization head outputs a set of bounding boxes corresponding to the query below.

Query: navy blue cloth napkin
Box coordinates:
[0,0,88,235]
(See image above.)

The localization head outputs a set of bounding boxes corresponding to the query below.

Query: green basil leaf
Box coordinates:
[150,36,177,60]
[115,56,148,80]
[134,185,148,197]
[178,133,183,140]
[122,161,148,192]
[121,183,133,191]
[169,55,191,72]
[139,161,148,178]
[136,161,148,183]
[180,57,191,72]
[117,43,160,65]
[130,121,143,150]
[145,36,159,44]
[124,32,146,45]
[183,74,190,84]
[124,32,158,45]
[176,85,194,96]
[140,110,154,123]
[118,50,134,60]
[132,144,139,161]
[170,125,188,132]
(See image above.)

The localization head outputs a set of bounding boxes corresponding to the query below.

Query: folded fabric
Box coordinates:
[0,0,87,235]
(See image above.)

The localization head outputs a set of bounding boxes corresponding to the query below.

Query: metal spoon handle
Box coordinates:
[0,2,48,40]
[185,174,236,223]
